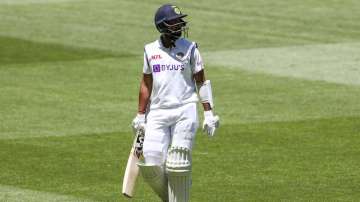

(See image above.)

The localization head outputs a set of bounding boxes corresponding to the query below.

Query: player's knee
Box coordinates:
[144,150,166,166]
[166,146,191,173]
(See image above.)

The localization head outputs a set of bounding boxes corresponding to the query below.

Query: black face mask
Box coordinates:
[168,31,182,41]
[164,19,188,39]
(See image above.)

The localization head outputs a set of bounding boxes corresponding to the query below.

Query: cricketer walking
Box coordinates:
[131,4,220,202]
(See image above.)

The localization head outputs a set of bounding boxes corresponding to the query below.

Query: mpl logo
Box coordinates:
[151,54,162,60]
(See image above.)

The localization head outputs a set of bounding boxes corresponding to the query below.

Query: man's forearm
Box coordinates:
[201,103,211,111]
[138,80,150,114]
[138,74,153,114]
[194,70,213,111]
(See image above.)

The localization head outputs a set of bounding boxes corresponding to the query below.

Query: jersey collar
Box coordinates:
[158,36,182,50]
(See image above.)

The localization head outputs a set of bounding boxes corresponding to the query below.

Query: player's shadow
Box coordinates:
[0,36,130,65]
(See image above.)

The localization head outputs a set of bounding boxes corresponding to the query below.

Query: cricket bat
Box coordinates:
[122,128,145,198]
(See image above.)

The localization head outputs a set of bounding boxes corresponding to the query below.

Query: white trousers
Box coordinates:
[143,103,199,165]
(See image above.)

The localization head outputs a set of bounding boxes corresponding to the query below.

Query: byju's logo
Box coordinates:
[152,64,185,73]
[153,64,161,72]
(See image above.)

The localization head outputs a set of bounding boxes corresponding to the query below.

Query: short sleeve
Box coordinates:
[191,47,204,74]
[143,52,152,74]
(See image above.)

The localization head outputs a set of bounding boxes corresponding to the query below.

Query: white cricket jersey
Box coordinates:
[143,38,204,110]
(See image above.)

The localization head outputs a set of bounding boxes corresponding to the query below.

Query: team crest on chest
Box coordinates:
[176,52,184,60]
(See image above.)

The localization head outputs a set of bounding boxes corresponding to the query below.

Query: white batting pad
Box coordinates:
[138,163,168,201]
[166,147,192,202]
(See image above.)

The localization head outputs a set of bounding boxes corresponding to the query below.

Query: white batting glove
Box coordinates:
[131,113,146,134]
[202,110,220,137]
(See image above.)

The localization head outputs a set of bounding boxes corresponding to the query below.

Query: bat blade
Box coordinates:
[122,129,144,198]
[122,147,140,198]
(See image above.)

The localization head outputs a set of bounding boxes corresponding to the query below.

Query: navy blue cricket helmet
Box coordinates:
[154,4,188,38]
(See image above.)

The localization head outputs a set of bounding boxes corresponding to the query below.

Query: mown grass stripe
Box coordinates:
[0,185,94,202]
[204,42,360,86]
[0,0,79,4]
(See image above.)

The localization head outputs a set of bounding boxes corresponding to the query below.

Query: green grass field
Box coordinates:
[1,0,360,201]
